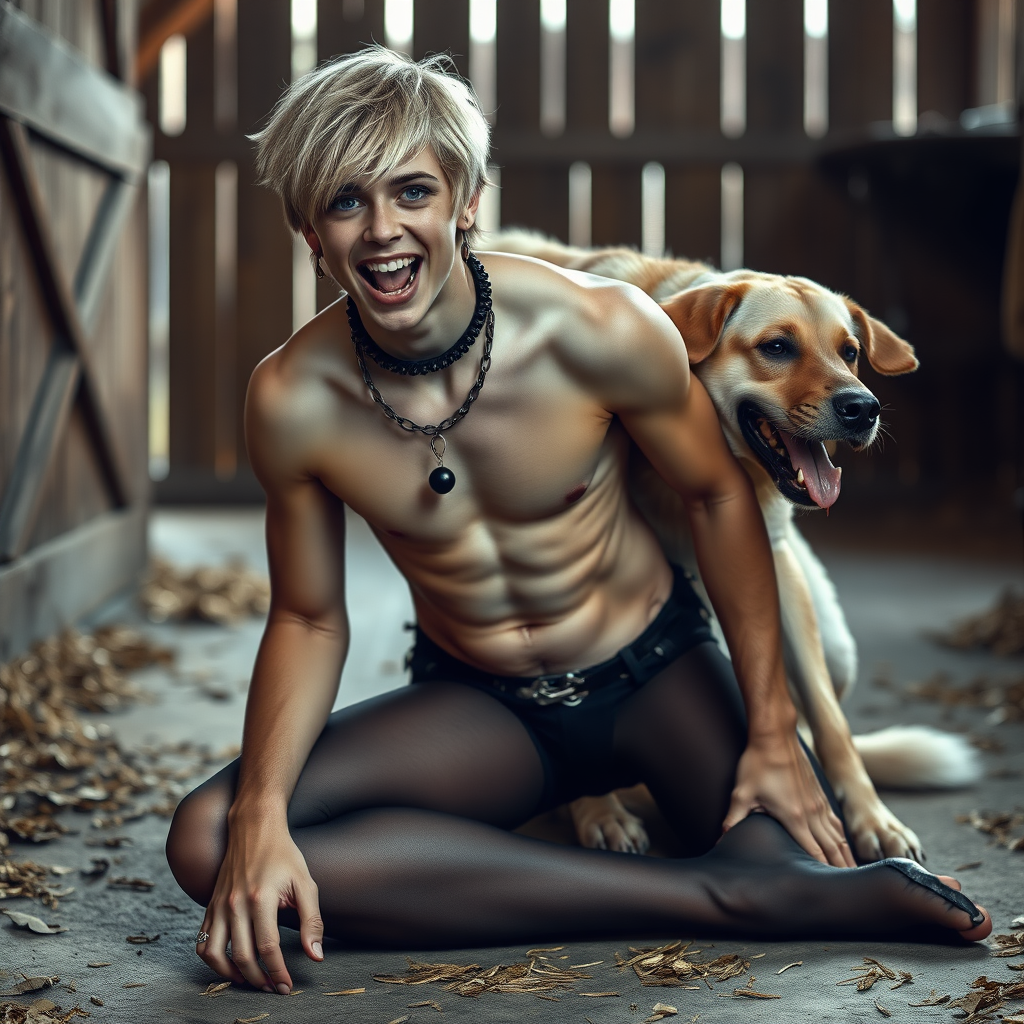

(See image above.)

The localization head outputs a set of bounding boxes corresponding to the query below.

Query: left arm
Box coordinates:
[589,290,853,867]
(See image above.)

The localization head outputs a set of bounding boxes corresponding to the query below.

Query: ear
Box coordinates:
[658,282,750,364]
[302,225,321,256]
[843,299,919,375]
[456,188,482,233]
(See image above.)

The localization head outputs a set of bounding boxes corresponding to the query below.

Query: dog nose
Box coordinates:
[831,390,880,432]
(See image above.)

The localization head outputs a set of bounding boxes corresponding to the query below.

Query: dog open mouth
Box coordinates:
[738,401,841,509]
[358,256,421,297]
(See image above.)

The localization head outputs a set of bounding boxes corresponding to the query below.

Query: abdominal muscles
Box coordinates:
[383,480,673,677]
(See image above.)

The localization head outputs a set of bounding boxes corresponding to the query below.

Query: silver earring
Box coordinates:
[461,235,471,263]
[314,253,325,279]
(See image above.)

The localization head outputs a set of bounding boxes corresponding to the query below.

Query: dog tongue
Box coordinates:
[778,429,842,509]
[372,264,413,293]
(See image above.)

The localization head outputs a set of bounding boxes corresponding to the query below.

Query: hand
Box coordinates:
[722,732,856,867]
[196,818,324,993]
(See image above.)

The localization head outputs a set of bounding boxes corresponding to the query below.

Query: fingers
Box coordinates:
[296,881,325,964]
[229,898,277,992]
[252,904,292,994]
[814,809,856,868]
[198,912,246,987]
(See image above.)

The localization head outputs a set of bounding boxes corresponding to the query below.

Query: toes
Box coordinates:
[936,874,961,892]
[959,904,992,941]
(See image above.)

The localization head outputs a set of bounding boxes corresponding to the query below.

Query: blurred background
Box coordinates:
[0,0,1022,656]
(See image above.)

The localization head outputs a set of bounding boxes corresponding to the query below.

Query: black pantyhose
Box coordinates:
[166,643,981,948]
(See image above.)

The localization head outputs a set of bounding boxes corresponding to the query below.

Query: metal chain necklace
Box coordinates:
[351,263,494,495]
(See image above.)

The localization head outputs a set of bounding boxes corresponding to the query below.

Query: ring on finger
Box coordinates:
[196,929,210,944]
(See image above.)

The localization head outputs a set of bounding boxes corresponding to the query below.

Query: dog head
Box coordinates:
[659,272,918,510]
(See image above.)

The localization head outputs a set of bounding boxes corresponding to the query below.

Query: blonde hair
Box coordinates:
[252,46,490,244]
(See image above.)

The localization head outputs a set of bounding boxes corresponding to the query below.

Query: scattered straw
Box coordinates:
[616,940,749,988]
[141,558,269,625]
[957,811,1024,852]
[934,589,1024,656]
[837,958,912,992]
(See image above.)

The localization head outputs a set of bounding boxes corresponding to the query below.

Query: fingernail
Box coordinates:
[312,941,323,959]
[276,984,290,995]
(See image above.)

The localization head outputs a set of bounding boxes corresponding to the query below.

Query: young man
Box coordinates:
[166,46,988,996]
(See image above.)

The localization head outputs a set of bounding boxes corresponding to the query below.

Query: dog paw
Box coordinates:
[845,800,924,864]
[569,794,650,854]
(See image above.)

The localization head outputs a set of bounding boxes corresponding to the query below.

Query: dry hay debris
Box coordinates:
[956,810,1024,852]
[990,932,1024,958]
[934,589,1024,657]
[0,627,232,848]
[945,974,1024,1023]
[906,671,1024,725]
[373,948,594,997]
[0,860,74,909]
[615,940,750,989]
[141,557,269,625]
[837,957,913,993]
[0,998,90,1024]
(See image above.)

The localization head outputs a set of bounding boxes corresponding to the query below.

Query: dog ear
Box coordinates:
[843,299,919,375]
[659,283,750,364]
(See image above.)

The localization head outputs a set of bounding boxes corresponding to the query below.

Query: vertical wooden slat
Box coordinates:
[829,0,893,131]
[917,0,971,121]
[168,163,217,472]
[317,0,386,62]
[565,0,608,131]
[493,0,568,239]
[235,0,293,472]
[414,0,469,76]
[635,0,721,263]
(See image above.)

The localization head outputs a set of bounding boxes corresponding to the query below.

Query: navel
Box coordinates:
[565,482,588,504]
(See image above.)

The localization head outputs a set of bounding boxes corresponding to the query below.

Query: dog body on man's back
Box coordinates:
[487,231,980,862]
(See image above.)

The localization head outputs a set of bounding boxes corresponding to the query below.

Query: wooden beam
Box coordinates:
[0,506,148,664]
[100,0,123,80]
[136,0,213,83]
[0,1,149,179]
[0,118,132,560]
[0,353,80,562]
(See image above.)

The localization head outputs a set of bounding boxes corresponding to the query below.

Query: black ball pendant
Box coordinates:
[429,466,456,494]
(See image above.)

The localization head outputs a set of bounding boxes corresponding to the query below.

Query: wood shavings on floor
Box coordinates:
[956,811,1024,852]
[837,957,913,992]
[615,940,750,988]
[373,950,595,997]
[0,627,229,850]
[140,558,270,625]
[906,672,1024,725]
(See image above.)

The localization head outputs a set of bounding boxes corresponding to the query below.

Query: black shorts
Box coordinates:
[407,565,717,808]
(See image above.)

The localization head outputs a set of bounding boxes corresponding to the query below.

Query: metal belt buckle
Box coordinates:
[516,671,588,706]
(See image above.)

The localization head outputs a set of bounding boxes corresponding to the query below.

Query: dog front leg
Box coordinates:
[773,542,924,863]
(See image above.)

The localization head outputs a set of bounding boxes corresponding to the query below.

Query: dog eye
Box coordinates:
[841,344,859,363]
[758,338,791,358]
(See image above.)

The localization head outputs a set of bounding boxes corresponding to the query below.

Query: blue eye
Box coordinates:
[330,194,360,212]
[401,185,430,201]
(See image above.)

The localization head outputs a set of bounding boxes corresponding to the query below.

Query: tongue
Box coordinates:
[778,429,842,509]
[371,264,413,293]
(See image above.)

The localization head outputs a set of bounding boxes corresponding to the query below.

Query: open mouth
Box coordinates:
[738,400,842,509]
[357,256,421,299]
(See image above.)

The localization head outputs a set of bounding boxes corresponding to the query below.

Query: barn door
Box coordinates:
[0,0,150,661]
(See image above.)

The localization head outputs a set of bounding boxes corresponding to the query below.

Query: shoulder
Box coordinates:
[245,300,351,484]
[479,250,690,412]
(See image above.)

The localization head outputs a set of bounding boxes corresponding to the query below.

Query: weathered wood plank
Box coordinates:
[0,506,147,663]
[0,118,131,517]
[0,0,148,178]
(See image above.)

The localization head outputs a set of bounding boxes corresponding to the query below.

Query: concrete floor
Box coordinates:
[2,507,1023,1024]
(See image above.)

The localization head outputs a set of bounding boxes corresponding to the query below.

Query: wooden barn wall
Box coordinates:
[148,0,1022,511]
[0,0,149,660]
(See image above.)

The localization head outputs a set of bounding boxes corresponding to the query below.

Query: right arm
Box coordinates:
[198,356,348,993]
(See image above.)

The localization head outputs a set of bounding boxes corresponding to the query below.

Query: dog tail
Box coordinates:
[853,726,982,789]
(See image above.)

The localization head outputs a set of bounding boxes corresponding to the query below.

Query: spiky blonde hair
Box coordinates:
[252,45,490,243]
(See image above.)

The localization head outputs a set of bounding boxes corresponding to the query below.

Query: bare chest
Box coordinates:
[314,358,618,542]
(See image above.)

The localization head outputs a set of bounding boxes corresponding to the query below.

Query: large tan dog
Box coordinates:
[489,231,980,863]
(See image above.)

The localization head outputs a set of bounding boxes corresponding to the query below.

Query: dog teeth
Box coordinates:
[366,257,415,273]
[796,468,805,485]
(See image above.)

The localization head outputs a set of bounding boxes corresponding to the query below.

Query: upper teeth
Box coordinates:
[366,257,415,273]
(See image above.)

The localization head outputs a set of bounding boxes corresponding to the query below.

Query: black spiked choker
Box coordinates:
[346,254,492,375]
